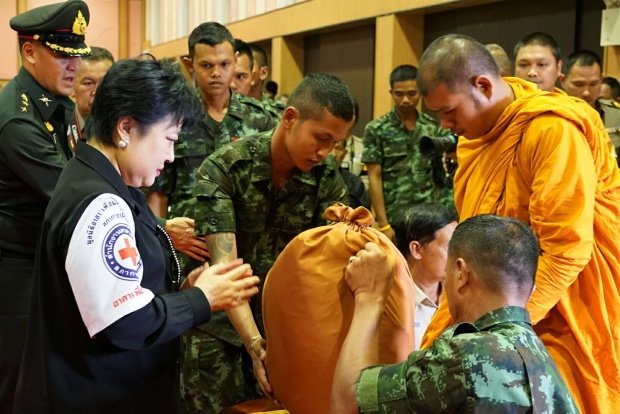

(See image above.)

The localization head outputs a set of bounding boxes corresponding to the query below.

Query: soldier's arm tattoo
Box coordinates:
[205,232,237,264]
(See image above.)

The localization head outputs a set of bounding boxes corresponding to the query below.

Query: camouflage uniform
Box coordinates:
[356,307,579,413]
[149,89,276,269]
[362,108,454,223]
[262,92,286,117]
[183,130,348,413]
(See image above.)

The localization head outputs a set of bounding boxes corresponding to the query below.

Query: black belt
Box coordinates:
[0,248,35,261]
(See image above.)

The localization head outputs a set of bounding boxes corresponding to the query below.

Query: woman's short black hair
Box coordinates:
[86,59,202,146]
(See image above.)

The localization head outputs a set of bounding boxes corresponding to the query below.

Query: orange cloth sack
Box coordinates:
[262,203,416,414]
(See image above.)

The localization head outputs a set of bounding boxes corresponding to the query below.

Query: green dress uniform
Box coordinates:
[362,108,454,224]
[0,1,91,411]
[182,130,348,413]
[357,307,579,413]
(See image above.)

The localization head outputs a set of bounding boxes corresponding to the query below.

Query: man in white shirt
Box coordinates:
[394,203,457,349]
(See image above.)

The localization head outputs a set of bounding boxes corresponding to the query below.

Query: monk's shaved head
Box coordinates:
[485,44,512,77]
[418,34,501,96]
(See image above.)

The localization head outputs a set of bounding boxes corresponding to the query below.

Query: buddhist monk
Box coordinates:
[417,34,620,414]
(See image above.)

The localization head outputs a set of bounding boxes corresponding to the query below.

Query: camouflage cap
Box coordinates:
[10,0,91,57]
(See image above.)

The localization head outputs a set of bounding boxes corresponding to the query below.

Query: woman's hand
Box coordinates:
[186,259,260,310]
[165,217,210,261]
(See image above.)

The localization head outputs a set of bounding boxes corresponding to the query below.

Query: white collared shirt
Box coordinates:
[413,283,441,350]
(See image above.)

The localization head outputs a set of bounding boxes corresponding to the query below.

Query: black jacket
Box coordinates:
[15,141,212,414]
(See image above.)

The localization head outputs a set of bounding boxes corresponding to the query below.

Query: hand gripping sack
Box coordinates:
[262,203,416,414]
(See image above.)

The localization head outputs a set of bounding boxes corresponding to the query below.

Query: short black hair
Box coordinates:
[83,46,114,63]
[87,59,202,147]
[249,43,268,68]
[564,50,602,74]
[449,214,539,296]
[187,22,234,59]
[390,65,417,88]
[395,203,457,258]
[603,76,620,100]
[234,38,254,69]
[514,32,561,64]
[265,80,278,96]
[286,73,354,122]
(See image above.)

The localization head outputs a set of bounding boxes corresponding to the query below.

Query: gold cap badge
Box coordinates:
[72,10,87,35]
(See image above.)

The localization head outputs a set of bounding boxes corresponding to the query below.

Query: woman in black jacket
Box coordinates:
[14,59,260,414]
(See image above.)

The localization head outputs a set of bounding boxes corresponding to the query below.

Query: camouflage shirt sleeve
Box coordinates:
[361,119,383,165]
[357,307,579,413]
[192,153,239,237]
[356,324,469,413]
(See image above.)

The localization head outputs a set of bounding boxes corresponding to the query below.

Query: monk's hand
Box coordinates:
[345,242,393,303]
[248,337,279,404]
[165,217,210,262]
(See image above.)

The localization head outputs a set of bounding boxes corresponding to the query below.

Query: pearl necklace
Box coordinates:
[157,224,181,287]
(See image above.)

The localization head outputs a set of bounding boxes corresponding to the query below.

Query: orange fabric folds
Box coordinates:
[262,203,415,414]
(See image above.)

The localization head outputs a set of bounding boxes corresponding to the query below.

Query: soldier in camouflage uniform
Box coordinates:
[331,215,579,413]
[363,64,454,242]
[146,23,276,414]
[147,22,276,272]
[248,43,287,116]
[187,73,353,412]
[233,39,282,121]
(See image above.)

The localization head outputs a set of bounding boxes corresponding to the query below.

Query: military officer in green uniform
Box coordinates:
[561,49,620,165]
[185,73,352,413]
[0,1,91,411]
[330,215,579,413]
[362,64,453,242]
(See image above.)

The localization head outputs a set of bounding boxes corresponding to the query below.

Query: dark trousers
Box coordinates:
[0,254,34,414]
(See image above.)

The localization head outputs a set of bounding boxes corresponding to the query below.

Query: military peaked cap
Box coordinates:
[10,0,91,57]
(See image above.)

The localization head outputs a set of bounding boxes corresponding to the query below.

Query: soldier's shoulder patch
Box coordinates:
[613,101,620,109]
[18,91,31,113]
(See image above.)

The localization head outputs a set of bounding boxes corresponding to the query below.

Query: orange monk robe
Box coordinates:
[421,77,620,413]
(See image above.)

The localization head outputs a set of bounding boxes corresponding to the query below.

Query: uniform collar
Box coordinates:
[227,89,246,119]
[388,106,419,127]
[473,306,531,331]
[248,131,323,188]
[16,66,74,121]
